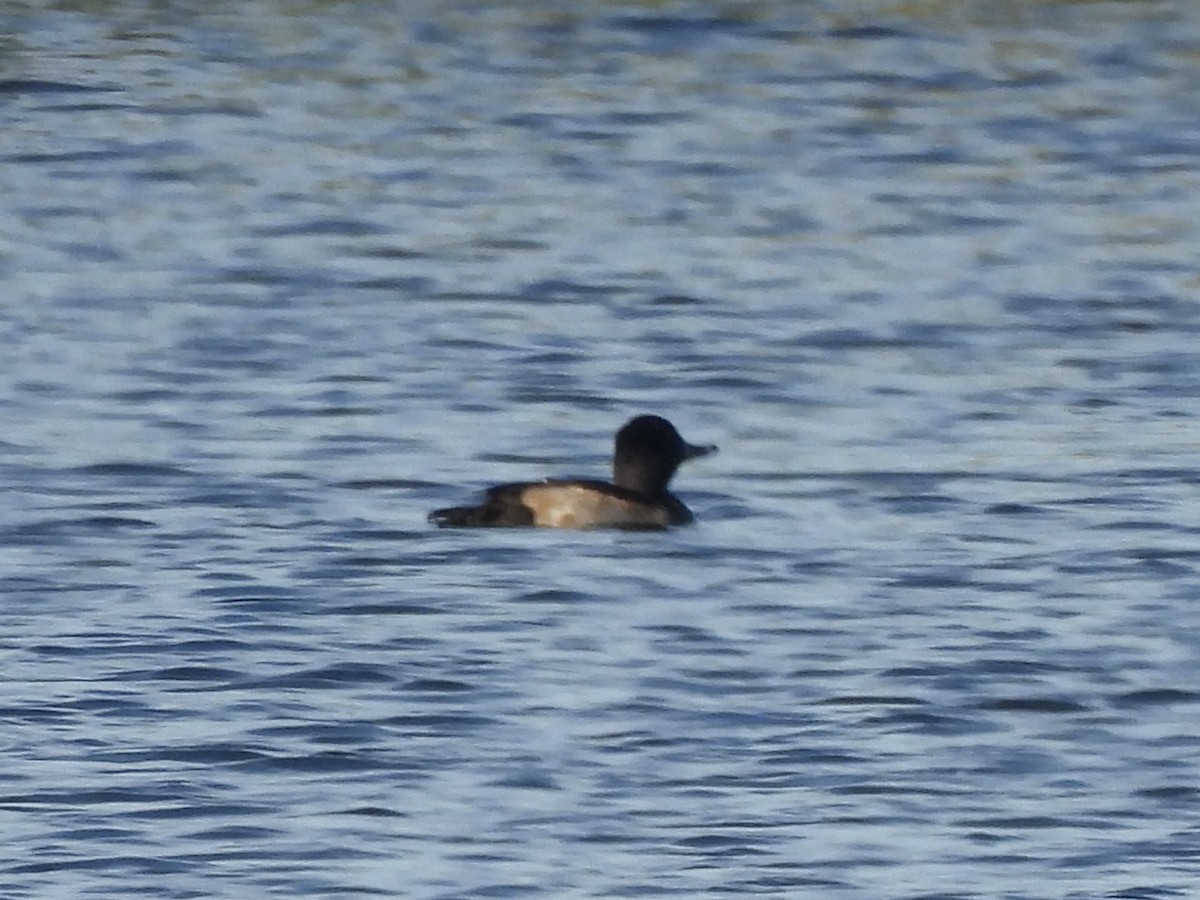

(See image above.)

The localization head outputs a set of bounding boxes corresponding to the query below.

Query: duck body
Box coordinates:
[430,479,694,530]
[429,415,715,530]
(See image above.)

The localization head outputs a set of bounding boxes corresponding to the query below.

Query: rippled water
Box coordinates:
[3,1,1200,897]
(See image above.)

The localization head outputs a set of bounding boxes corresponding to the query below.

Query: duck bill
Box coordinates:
[683,441,717,460]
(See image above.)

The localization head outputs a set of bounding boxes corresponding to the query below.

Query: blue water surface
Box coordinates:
[2,1,1200,897]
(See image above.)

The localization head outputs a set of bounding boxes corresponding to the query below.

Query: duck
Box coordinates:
[429,415,716,529]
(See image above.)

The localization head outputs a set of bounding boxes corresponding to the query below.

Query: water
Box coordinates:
[3,1,1200,897]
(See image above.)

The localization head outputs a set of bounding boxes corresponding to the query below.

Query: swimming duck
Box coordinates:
[429,415,716,529]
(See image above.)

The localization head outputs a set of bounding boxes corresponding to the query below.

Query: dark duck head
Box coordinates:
[612,414,717,496]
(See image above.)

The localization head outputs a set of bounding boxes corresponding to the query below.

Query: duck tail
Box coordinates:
[429,505,485,527]
[429,484,535,528]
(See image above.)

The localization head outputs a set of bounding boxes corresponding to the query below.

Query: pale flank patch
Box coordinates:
[520,484,668,529]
